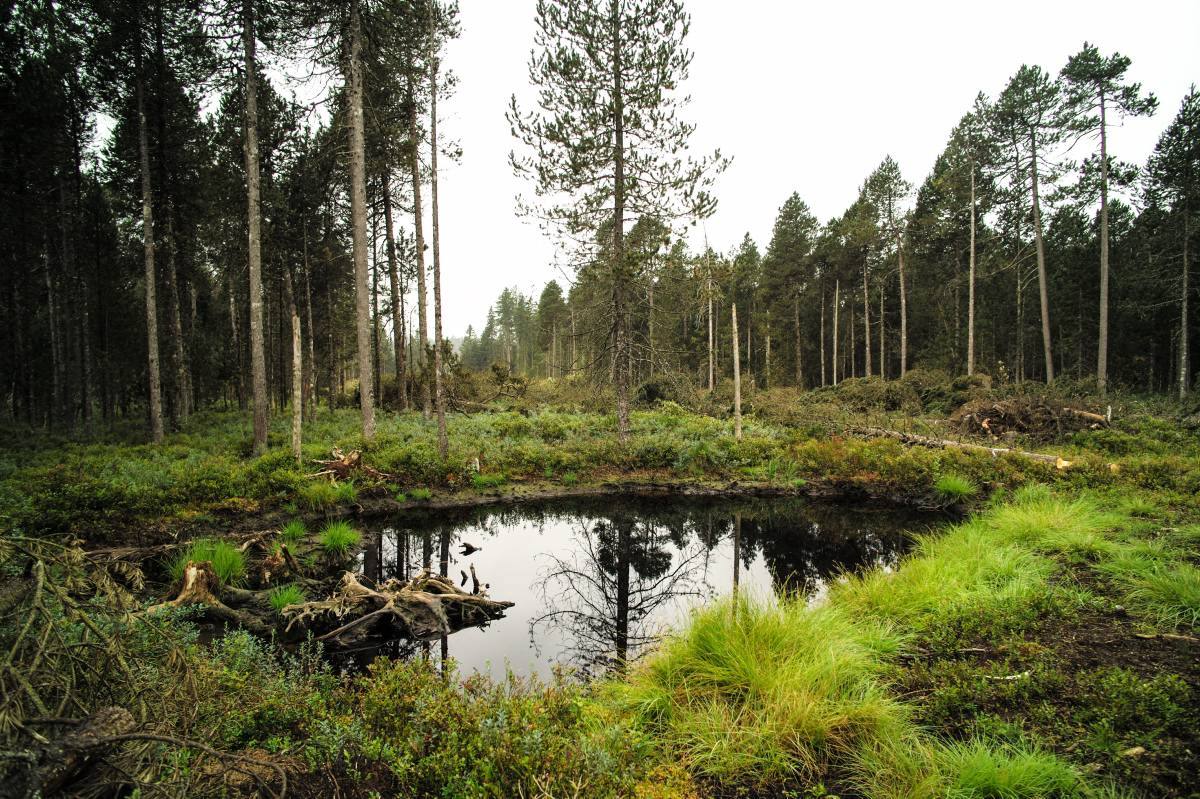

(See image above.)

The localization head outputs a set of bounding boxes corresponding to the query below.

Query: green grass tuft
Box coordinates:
[409,487,432,501]
[169,538,246,585]
[280,519,306,544]
[934,473,978,502]
[933,739,1086,798]
[297,480,338,510]
[471,472,507,490]
[319,520,361,558]
[333,481,358,503]
[267,583,306,614]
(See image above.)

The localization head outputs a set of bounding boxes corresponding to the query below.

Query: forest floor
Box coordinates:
[1,378,1198,798]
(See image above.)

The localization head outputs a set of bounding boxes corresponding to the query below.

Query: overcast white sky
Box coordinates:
[416,1,1200,336]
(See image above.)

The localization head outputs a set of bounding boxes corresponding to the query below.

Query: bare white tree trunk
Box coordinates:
[408,95,431,418]
[1030,131,1055,384]
[732,303,742,440]
[428,2,449,461]
[243,0,267,452]
[346,0,375,440]
[968,164,977,376]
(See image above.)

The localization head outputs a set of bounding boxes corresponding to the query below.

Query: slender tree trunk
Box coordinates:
[228,273,245,410]
[731,513,741,606]
[879,281,885,378]
[1181,208,1191,400]
[732,303,741,440]
[849,295,856,378]
[407,95,431,418]
[832,279,839,385]
[1097,94,1110,394]
[383,182,407,409]
[764,314,771,390]
[327,278,336,414]
[347,0,375,440]
[968,163,977,376]
[610,0,630,441]
[163,213,187,426]
[243,0,268,452]
[897,237,908,376]
[647,280,654,377]
[862,262,871,377]
[1030,131,1055,383]
[371,200,382,398]
[136,68,163,443]
[819,287,827,387]
[793,295,801,387]
[429,8,449,461]
[302,222,316,418]
[707,269,714,391]
[292,305,302,463]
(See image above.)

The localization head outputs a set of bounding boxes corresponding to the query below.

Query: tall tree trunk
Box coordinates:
[819,286,827,387]
[610,0,630,441]
[163,213,187,426]
[1097,94,1110,394]
[228,273,245,410]
[968,163,977,376]
[243,0,268,452]
[302,221,316,418]
[291,305,302,463]
[647,280,654,377]
[706,268,714,391]
[897,237,908,376]
[732,303,742,440]
[347,0,375,440]
[793,294,801,386]
[849,295,856,378]
[428,7,449,462]
[1029,130,1055,383]
[1181,208,1191,400]
[136,68,163,444]
[383,182,407,409]
[371,199,382,398]
[862,262,871,377]
[879,281,885,378]
[832,279,839,385]
[407,94,431,418]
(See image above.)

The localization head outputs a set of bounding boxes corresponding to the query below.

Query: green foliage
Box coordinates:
[267,584,306,614]
[318,521,361,558]
[932,740,1086,798]
[935,473,979,502]
[471,472,508,490]
[280,519,307,545]
[298,480,339,510]
[169,538,246,585]
[409,487,433,501]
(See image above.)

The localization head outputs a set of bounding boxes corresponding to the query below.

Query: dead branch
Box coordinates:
[851,426,1071,468]
[311,447,397,482]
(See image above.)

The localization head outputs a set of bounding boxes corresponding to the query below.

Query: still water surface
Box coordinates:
[351,496,941,679]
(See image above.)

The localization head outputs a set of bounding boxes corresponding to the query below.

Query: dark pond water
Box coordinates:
[350,496,943,679]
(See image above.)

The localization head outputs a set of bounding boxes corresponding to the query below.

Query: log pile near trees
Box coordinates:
[951,397,1108,441]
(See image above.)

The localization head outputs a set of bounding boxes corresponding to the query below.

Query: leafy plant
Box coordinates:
[409,487,432,501]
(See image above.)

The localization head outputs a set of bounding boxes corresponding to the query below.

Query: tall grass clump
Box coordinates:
[1100,553,1200,629]
[280,519,306,544]
[613,599,911,787]
[268,583,306,614]
[333,480,358,503]
[319,520,361,558]
[930,740,1087,798]
[168,538,245,585]
[298,480,338,510]
[934,473,977,502]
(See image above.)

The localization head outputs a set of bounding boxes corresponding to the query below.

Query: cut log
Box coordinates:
[34,705,136,796]
[852,426,1066,467]
[283,570,513,647]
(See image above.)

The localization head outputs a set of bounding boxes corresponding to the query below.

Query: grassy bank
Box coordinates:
[3,387,1198,541]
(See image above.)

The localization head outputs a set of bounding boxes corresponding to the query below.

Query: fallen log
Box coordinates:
[283,570,514,647]
[851,426,1070,468]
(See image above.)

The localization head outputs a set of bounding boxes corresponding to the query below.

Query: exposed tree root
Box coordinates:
[283,570,514,647]
[311,447,397,482]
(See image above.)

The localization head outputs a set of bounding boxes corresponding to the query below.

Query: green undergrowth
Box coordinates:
[168,537,246,586]
[3,400,1197,542]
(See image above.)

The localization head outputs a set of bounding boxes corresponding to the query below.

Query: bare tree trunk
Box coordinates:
[732,303,741,440]
[897,237,908,376]
[407,94,431,419]
[302,222,316,418]
[832,279,839,385]
[819,287,826,387]
[793,295,801,387]
[228,273,245,410]
[1030,131,1055,383]
[1097,94,1110,394]
[731,512,741,606]
[610,0,630,441]
[849,294,856,378]
[879,281,885,378]
[347,0,375,440]
[243,0,268,452]
[1181,209,1191,400]
[968,164,977,376]
[764,314,771,390]
[136,68,163,444]
[383,182,407,409]
[429,7,449,461]
[862,262,872,377]
[292,306,302,463]
[163,213,188,426]
[647,280,654,377]
[371,200,382,398]
[707,268,714,391]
